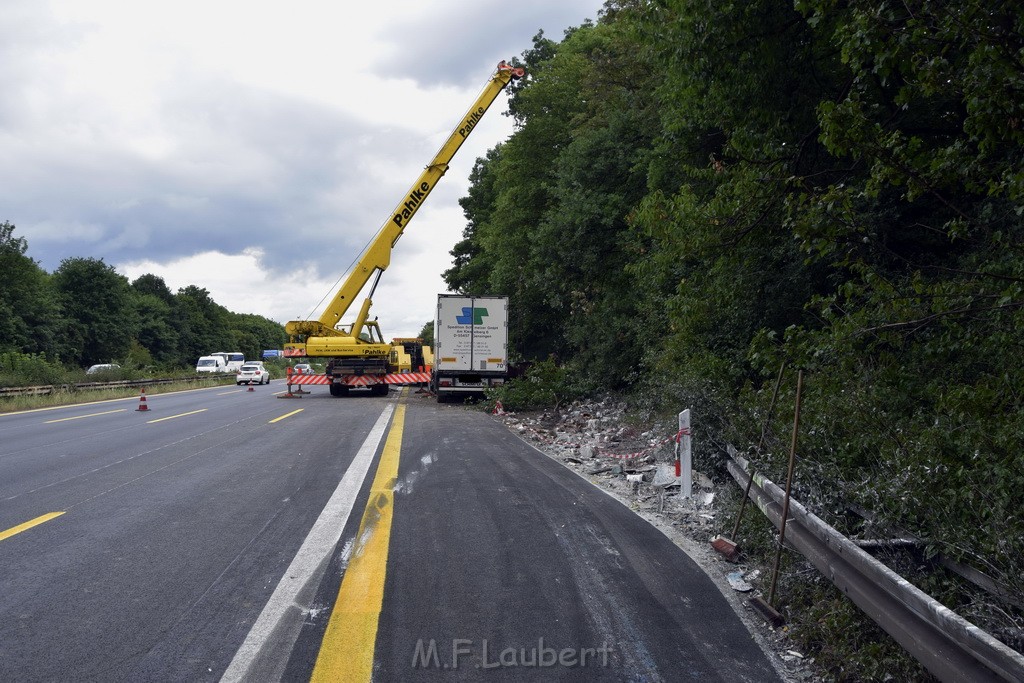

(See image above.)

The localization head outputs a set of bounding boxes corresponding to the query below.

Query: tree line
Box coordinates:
[0,221,285,374]
[447,0,1023,672]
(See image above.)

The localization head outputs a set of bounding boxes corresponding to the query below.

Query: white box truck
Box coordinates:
[433,294,508,402]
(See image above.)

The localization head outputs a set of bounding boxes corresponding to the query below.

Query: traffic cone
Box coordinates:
[248,383,255,392]
[492,400,505,415]
[136,388,150,412]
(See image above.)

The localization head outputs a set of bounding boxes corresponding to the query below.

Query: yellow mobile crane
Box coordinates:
[283,60,524,396]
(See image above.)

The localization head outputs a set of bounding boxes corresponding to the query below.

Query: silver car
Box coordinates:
[86,363,120,375]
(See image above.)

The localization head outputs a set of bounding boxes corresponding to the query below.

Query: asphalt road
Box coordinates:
[0,384,782,682]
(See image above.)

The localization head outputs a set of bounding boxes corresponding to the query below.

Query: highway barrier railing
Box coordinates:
[726,452,1024,682]
[0,376,229,398]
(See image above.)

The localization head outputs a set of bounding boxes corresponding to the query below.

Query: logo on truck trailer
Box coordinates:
[456,307,489,325]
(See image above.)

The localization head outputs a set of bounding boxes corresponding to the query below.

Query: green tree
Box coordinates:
[174,285,233,364]
[227,312,286,361]
[129,275,181,366]
[0,222,66,358]
[450,16,661,383]
[51,257,136,366]
[131,273,176,304]
[766,0,1024,589]
[445,148,505,295]
[417,320,434,348]
[627,0,840,395]
[469,28,582,362]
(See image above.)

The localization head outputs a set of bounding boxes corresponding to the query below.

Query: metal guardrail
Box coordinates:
[726,452,1024,682]
[0,376,223,398]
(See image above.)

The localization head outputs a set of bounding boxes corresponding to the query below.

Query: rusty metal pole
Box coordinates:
[731,361,787,542]
[767,368,803,607]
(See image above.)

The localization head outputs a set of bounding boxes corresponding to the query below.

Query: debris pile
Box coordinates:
[494,397,721,535]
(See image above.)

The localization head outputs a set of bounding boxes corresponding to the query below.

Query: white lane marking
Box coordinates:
[220,402,395,682]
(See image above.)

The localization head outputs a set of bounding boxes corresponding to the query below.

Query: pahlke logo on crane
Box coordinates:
[456,307,488,325]
[459,106,487,139]
[392,181,432,228]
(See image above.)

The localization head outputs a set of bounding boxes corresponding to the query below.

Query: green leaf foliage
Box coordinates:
[449,0,1024,671]
[51,257,137,367]
[0,222,66,358]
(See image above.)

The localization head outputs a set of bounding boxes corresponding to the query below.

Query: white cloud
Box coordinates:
[3,0,605,341]
[120,248,334,323]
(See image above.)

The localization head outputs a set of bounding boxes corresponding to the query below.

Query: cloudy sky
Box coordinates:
[2,0,604,339]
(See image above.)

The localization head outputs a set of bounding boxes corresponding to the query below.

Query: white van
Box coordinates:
[211,352,245,373]
[196,355,227,373]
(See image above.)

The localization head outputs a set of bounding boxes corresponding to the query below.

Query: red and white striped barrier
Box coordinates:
[338,372,432,386]
[285,371,432,387]
[601,428,691,461]
[286,374,330,385]
[383,372,432,385]
[604,449,652,461]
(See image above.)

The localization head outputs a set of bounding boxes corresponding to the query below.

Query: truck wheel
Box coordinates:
[372,383,389,396]
[329,383,348,397]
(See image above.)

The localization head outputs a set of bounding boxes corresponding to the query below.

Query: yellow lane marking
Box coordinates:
[0,512,65,543]
[44,409,127,424]
[269,409,304,424]
[146,409,208,424]
[311,401,406,682]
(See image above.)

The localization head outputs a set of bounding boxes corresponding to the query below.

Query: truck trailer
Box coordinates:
[432,294,509,402]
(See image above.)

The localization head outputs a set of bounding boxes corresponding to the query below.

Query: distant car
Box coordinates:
[86,364,120,375]
[293,363,313,374]
[236,364,270,385]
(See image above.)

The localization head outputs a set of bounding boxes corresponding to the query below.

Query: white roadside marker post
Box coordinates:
[678,408,692,499]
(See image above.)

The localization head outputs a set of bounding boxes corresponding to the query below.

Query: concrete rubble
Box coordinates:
[495,397,721,532]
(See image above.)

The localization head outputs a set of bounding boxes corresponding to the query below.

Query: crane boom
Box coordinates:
[282,61,523,395]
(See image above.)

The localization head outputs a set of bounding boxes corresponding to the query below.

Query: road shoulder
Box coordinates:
[492,403,819,683]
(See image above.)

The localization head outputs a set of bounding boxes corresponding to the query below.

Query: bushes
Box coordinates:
[0,352,68,387]
[487,358,585,412]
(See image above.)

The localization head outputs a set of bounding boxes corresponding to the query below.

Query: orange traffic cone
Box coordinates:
[136,388,149,412]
